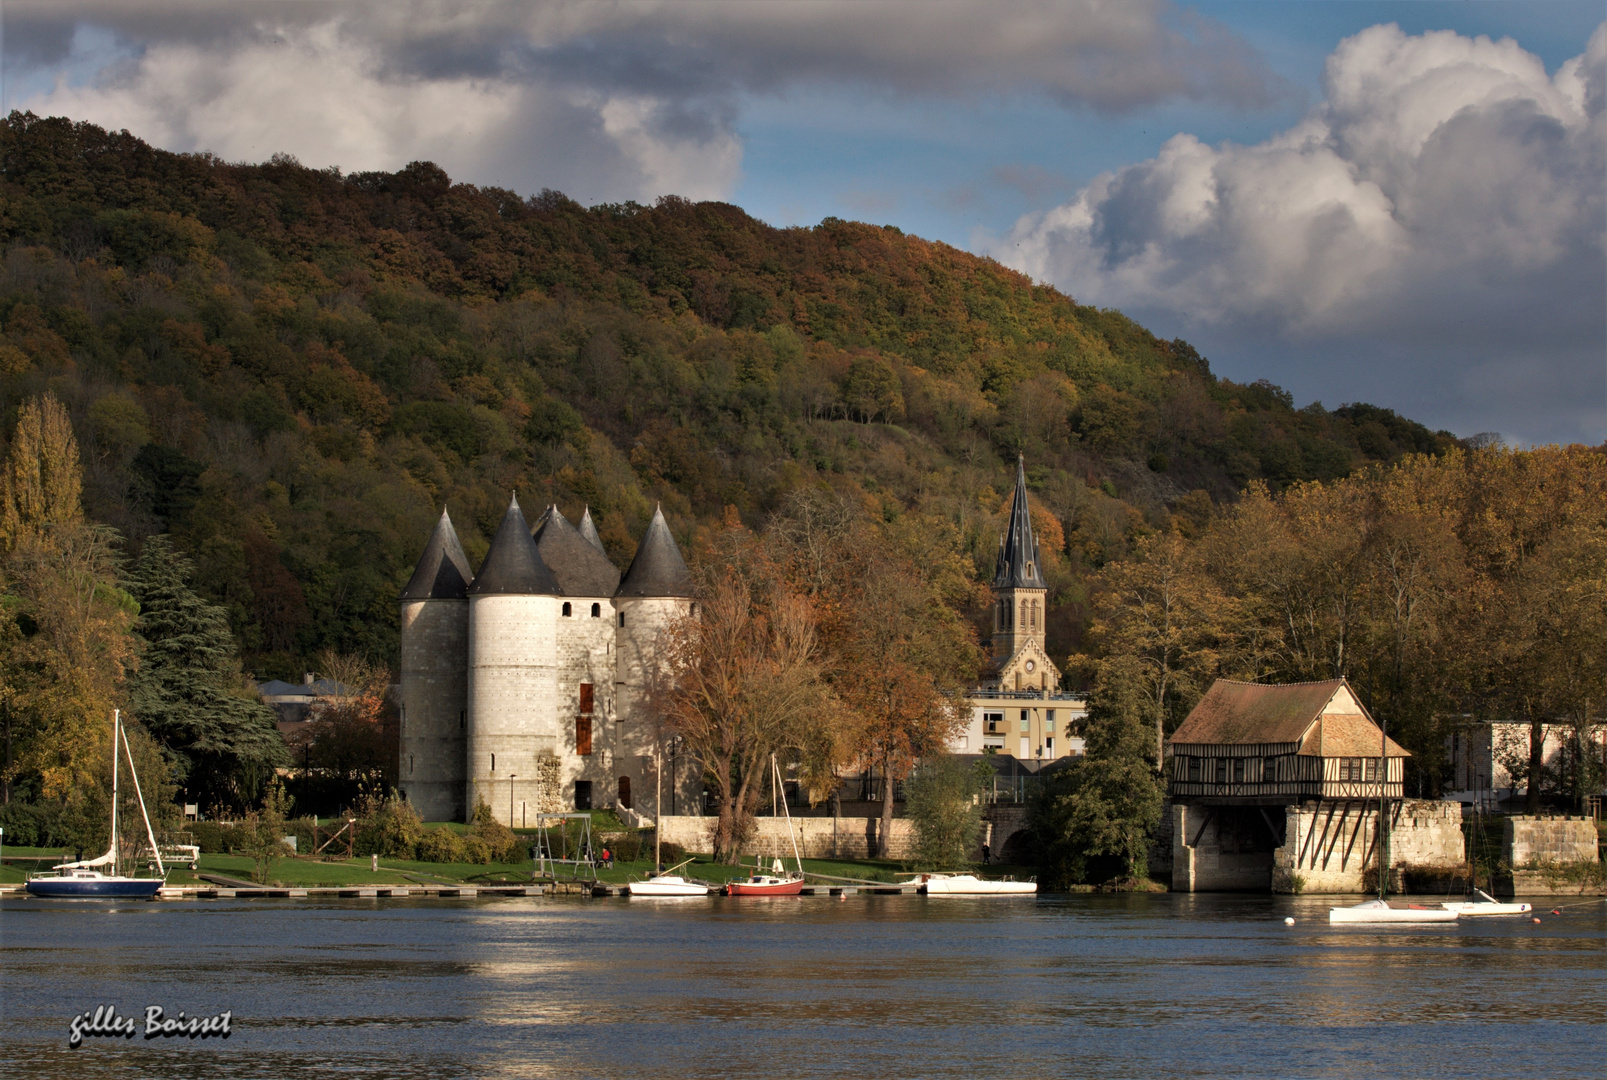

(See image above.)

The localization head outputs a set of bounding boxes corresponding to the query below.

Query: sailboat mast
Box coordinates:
[1378,713,1388,901]
[111,709,120,877]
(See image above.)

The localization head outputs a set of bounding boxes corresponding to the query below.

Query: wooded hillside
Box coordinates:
[0,112,1456,677]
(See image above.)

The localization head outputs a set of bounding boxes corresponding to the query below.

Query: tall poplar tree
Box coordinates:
[125,536,288,811]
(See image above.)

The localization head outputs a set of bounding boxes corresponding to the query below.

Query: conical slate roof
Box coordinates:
[993,456,1047,589]
[616,505,694,598]
[577,506,607,554]
[400,508,474,600]
[469,496,562,596]
[532,504,620,597]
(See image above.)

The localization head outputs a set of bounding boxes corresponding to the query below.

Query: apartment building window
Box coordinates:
[1045,710,1055,735]
[1019,710,1030,733]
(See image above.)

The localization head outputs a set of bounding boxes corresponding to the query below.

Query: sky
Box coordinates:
[4,1,1603,446]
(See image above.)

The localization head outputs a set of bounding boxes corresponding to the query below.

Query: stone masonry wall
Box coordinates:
[657,815,917,859]
[1271,800,1463,894]
[1505,816,1598,866]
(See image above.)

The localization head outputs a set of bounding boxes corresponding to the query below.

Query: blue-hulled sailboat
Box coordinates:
[26,710,167,899]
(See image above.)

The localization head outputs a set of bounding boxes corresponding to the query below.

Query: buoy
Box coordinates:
[1531,917,1542,924]
[1550,908,1562,915]
[1283,917,1295,926]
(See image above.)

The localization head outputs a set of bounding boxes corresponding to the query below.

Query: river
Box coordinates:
[2,892,1603,1078]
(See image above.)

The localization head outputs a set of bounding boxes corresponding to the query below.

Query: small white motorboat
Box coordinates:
[1439,889,1532,916]
[910,873,1037,895]
[1328,899,1458,924]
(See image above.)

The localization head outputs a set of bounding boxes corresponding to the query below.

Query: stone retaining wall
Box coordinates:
[1504,816,1598,866]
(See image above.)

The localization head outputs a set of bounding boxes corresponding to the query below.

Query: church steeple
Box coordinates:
[994,455,1046,590]
[990,456,1050,674]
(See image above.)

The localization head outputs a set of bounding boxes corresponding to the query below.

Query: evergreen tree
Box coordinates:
[1029,657,1163,886]
[125,536,287,810]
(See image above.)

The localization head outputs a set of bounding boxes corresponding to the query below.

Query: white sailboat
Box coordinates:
[26,710,167,899]
[627,857,712,896]
[1440,889,1532,916]
[911,873,1037,895]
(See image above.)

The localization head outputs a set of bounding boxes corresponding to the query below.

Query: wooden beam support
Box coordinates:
[1189,808,1216,849]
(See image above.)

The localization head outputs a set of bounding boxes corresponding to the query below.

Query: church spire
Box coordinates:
[400,507,473,600]
[993,455,1045,589]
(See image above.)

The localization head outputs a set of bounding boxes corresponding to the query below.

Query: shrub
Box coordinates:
[414,827,467,864]
[355,794,423,857]
[460,834,493,864]
[603,833,642,862]
[468,798,525,863]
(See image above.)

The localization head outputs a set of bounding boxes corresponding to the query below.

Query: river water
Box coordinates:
[2,892,1603,1079]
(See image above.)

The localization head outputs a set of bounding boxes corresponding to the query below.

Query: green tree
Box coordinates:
[243,779,293,884]
[904,754,993,869]
[124,536,287,811]
[1030,658,1162,886]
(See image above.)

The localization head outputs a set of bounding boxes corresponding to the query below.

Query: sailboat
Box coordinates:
[723,754,806,897]
[627,857,712,897]
[26,710,167,899]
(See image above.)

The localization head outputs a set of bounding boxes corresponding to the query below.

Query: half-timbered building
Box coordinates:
[1166,678,1462,893]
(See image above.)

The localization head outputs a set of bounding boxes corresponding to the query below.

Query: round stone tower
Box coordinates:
[467,495,563,826]
[398,508,473,823]
[612,504,697,819]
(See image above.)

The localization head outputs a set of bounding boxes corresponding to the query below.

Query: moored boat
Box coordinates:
[910,873,1037,895]
[25,710,167,900]
[628,874,711,897]
[1328,899,1458,924]
[722,873,805,896]
[1439,889,1532,916]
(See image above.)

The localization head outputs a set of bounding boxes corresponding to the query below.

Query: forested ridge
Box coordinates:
[0,112,1457,679]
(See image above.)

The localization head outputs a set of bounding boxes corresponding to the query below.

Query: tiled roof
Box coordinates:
[1171,679,1347,746]
[1301,712,1410,758]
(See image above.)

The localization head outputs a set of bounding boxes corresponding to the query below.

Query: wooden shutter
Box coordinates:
[579,682,594,714]
[576,714,592,756]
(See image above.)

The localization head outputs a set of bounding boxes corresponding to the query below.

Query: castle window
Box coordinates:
[490,753,495,772]
[562,602,572,617]
[409,755,414,775]
[591,603,601,618]
[579,683,594,714]
[576,715,593,756]
[460,710,466,729]
[618,775,633,810]
[618,612,626,627]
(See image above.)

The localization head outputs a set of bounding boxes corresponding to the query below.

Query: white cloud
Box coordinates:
[993,23,1606,441]
[10,1,1282,204]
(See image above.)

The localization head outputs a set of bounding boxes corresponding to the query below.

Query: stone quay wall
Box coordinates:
[1504,816,1598,866]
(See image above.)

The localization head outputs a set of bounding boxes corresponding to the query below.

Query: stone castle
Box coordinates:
[397,497,695,825]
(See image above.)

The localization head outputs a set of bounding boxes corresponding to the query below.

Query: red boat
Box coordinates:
[722,873,805,896]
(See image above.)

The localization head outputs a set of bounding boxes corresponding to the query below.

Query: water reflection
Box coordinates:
[2,893,1602,1079]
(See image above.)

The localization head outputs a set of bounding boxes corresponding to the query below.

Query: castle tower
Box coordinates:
[398,508,472,822]
[991,457,1055,691]
[613,505,696,819]
[532,505,622,813]
[466,495,563,825]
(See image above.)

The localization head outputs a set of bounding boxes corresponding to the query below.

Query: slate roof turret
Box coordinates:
[468,495,562,596]
[577,506,607,554]
[400,508,474,600]
[993,456,1047,589]
[532,504,621,597]
[616,505,695,598]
